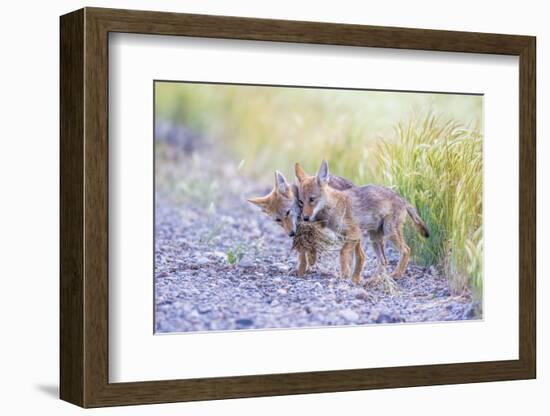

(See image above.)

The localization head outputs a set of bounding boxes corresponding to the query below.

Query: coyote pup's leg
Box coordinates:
[368,230,387,275]
[339,242,354,279]
[297,250,308,277]
[389,228,410,278]
[352,241,366,284]
[306,249,317,270]
[379,241,388,265]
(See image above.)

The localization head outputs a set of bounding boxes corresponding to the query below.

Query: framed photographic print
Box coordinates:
[60,7,536,408]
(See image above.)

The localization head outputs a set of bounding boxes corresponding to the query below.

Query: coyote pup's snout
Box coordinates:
[294,161,331,222]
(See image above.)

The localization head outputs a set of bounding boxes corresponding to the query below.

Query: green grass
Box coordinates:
[376,115,483,296]
[227,244,245,266]
[155,82,483,297]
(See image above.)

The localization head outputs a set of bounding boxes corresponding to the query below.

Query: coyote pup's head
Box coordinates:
[247,171,301,237]
[295,160,330,222]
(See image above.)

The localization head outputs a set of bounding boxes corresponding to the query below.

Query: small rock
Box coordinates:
[351,288,369,300]
[276,288,287,295]
[270,299,280,307]
[375,313,398,324]
[339,309,359,322]
[462,304,477,319]
[198,305,211,314]
[226,215,238,224]
[188,309,200,320]
[195,257,209,265]
[235,318,254,328]
[272,262,287,271]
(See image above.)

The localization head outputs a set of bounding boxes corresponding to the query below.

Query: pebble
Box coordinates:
[198,305,211,314]
[272,262,288,271]
[351,288,369,300]
[187,310,200,320]
[339,309,360,322]
[235,318,254,328]
[195,257,209,265]
[374,313,399,324]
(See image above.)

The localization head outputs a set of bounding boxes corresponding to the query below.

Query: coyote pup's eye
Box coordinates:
[285,210,291,217]
[298,199,303,207]
[275,218,281,222]
[309,197,315,203]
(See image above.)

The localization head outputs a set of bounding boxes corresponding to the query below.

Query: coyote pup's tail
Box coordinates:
[406,205,430,238]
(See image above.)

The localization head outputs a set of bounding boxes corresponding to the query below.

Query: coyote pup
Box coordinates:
[295,160,429,284]
[248,171,353,276]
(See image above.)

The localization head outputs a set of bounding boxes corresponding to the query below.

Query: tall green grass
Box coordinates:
[155,83,483,296]
[376,115,483,296]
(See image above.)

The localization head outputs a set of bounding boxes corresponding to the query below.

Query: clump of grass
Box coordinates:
[376,114,482,296]
[227,244,244,266]
[365,271,400,296]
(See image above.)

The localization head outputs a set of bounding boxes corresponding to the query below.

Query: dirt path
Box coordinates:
[154,122,479,333]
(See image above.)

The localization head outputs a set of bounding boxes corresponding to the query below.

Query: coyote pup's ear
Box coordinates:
[291,184,300,202]
[275,171,290,196]
[317,160,330,185]
[294,163,308,183]
[247,196,269,209]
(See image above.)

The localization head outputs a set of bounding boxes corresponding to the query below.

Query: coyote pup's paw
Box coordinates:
[339,270,352,279]
[351,274,362,285]
[305,264,317,273]
[296,266,308,278]
[391,269,405,279]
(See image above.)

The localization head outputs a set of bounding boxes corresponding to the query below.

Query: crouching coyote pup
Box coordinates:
[295,160,429,284]
[248,171,353,276]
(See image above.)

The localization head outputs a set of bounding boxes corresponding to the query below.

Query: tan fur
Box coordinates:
[248,170,354,277]
[248,177,312,277]
[295,161,429,283]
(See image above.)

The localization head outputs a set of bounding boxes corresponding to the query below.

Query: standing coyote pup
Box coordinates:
[248,171,353,276]
[295,160,429,284]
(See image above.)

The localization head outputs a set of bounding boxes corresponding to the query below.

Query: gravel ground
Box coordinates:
[154,122,480,333]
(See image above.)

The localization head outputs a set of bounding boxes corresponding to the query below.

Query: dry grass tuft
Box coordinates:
[291,222,346,254]
[365,271,400,296]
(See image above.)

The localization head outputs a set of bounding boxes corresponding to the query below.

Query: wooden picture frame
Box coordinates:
[60,7,536,408]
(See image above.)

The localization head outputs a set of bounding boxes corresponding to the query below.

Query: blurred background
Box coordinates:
[155,82,483,299]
